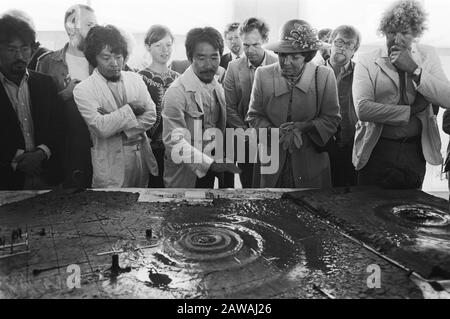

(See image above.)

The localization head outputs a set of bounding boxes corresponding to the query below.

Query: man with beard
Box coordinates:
[325,25,361,187]
[73,25,157,188]
[220,22,244,70]
[0,15,63,190]
[353,0,450,189]
[162,27,240,188]
[37,4,97,189]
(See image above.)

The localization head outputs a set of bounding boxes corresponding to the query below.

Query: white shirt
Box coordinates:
[65,52,90,81]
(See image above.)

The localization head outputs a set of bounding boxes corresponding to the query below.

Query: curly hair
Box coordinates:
[84,25,128,67]
[378,0,427,37]
[185,27,224,61]
[0,14,36,46]
[240,17,270,41]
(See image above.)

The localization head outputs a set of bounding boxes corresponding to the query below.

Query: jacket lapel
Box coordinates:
[238,59,252,96]
[274,64,290,97]
[296,62,315,93]
[375,57,400,90]
[93,70,120,111]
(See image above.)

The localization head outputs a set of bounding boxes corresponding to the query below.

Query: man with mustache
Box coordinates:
[0,15,64,190]
[224,17,278,188]
[162,27,240,188]
[73,25,157,188]
[37,4,97,189]
[353,0,450,189]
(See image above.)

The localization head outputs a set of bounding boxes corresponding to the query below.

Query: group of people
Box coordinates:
[1,0,450,192]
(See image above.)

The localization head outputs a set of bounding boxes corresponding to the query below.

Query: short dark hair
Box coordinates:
[144,25,174,47]
[84,25,128,67]
[240,17,270,41]
[64,4,95,27]
[185,27,224,62]
[0,15,36,46]
[224,22,240,37]
[330,25,362,51]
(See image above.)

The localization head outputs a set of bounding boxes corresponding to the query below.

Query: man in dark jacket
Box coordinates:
[0,15,63,190]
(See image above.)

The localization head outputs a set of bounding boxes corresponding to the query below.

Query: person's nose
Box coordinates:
[394,32,403,45]
[283,55,292,65]
[14,49,25,60]
[110,58,119,67]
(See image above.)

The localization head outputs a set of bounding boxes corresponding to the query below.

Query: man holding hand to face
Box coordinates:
[352,0,450,189]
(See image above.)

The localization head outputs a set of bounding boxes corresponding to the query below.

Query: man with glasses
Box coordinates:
[224,17,278,188]
[0,15,64,190]
[326,25,361,187]
[353,0,450,189]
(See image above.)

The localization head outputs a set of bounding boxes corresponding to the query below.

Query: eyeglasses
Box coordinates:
[3,45,33,56]
[333,39,356,50]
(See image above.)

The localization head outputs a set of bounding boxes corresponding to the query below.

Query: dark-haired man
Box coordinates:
[37,4,97,188]
[0,15,63,190]
[224,17,277,188]
[162,27,240,188]
[73,25,157,188]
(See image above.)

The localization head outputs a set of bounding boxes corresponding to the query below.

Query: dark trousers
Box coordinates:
[357,137,426,189]
[238,162,254,188]
[328,142,357,187]
[148,145,165,188]
[196,170,217,188]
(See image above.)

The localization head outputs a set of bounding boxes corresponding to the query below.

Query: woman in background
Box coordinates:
[139,25,179,188]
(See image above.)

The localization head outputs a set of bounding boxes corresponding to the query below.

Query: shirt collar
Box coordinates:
[0,69,30,86]
[231,51,244,60]
[326,59,351,73]
[247,52,267,69]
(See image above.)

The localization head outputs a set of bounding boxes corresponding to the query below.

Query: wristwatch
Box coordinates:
[412,66,422,83]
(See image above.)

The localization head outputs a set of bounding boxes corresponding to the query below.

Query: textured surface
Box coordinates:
[0,189,425,299]
[286,187,450,280]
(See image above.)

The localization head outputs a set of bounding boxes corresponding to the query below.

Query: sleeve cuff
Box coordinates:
[37,145,51,160]
[11,149,25,171]
[194,156,214,178]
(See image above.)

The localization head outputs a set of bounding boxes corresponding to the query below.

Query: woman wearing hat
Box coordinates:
[246,19,341,188]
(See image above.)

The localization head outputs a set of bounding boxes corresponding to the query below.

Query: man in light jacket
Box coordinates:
[74,25,157,188]
[224,17,278,188]
[353,0,450,189]
[162,27,240,188]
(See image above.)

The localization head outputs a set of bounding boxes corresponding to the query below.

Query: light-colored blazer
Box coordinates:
[224,52,278,129]
[74,70,157,188]
[352,44,450,170]
[246,62,341,188]
[162,66,227,188]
